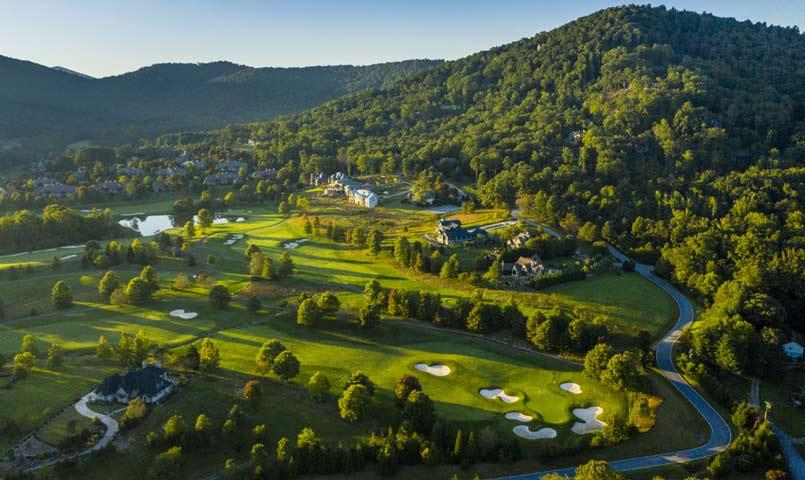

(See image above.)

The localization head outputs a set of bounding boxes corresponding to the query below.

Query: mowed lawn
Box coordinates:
[209,314,626,437]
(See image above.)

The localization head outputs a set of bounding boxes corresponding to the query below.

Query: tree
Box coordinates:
[183,220,195,239]
[344,371,375,396]
[199,338,221,371]
[110,286,128,305]
[297,298,320,326]
[367,229,383,255]
[394,374,422,406]
[316,291,340,317]
[483,260,501,284]
[250,443,269,466]
[50,256,60,271]
[403,390,435,433]
[125,277,151,304]
[277,252,293,277]
[338,384,370,422]
[364,279,384,306]
[20,334,38,356]
[584,343,615,380]
[149,446,184,480]
[575,459,623,480]
[140,265,159,293]
[272,350,300,381]
[197,208,214,229]
[209,285,231,309]
[14,352,34,371]
[246,295,261,313]
[394,236,411,266]
[255,339,286,374]
[601,351,641,392]
[243,380,262,406]
[440,254,460,278]
[162,414,187,443]
[51,280,73,309]
[98,271,121,300]
[46,344,64,367]
[307,371,330,401]
[358,304,380,329]
[194,414,214,445]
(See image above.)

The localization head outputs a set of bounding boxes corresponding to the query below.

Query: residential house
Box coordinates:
[184,159,207,170]
[34,183,76,199]
[117,167,145,177]
[155,167,188,177]
[507,232,531,249]
[173,150,192,164]
[204,172,241,186]
[251,168,277,180]
[216,161,247,173]
[151,179,168,193]
[33,176,59,187]
[435,219,478,246]
[90,363,176,404]
[95,181,125,195]
[784,342,804,361]
[501,256,544,283]
[352,189,378,208]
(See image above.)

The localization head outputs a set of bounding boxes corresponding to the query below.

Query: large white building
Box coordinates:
[352,189,378,208]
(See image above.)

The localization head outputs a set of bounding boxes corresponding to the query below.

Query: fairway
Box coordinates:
[211,315,626,435]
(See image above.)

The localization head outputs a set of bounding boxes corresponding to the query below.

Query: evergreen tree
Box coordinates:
[51,280,73,309]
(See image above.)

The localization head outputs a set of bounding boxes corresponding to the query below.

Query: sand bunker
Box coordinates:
[512,425,557,440]
[59,254,77,260]
[479,388,519,403]
[232,234,244,240]
[504,412,533,422]
[61,244,85,249]
[571,406,605,434]
[121,212,145,217]
[284,242,299,249]
[414,363,451,376]
[560,382,582,394]
[169,309,198,320]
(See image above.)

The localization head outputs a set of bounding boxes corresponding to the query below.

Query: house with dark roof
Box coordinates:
[95,181,125,195]
[435,219,479,246]
[34,183,76,199]
[90,364,176,404]
[501,256,544,283]
[507,231,532,249]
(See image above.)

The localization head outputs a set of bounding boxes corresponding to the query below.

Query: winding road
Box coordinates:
[74,394,119,452]
[492,243,732,479]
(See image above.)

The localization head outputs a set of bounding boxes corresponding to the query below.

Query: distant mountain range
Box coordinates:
[0,56,443,151]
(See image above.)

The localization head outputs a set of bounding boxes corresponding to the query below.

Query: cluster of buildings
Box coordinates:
[501,255,545,284]
[312,172,378,208]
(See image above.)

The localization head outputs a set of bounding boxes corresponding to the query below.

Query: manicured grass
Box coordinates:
[0,359,115,451]
[37,404,93,447]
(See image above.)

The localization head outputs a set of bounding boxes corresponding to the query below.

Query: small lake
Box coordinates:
[119,214,245,236]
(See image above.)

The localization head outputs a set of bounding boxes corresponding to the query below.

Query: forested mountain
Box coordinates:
[168,6,802,376]
[0,56,442,150]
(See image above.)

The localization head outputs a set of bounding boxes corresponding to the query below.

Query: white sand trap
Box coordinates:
[571,406,606,434]
[414,363,451,376]
[297,238,308,243]
[232,234,244,240]
[513,425,557,440]
[560,382,582,394]
[61,244,85,249]
[284,242,299,249]
[479,388,519,403]
[169,309,198,320]
[121,212,145,217]
[59,254,77,260]
[505,412,533,422]
[224,239,235,245]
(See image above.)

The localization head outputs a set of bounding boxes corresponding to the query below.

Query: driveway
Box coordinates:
[491,246,732,479]
[74,394,119,452]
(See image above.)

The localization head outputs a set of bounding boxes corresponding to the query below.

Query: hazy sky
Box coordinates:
[1,0,803,78]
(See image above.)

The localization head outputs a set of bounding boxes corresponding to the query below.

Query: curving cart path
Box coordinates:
[74,394,119,452]
[492,245,732,479]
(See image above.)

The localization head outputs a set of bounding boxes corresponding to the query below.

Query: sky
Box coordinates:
[1,0,803,78]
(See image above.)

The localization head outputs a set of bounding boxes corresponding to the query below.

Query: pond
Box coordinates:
[119,215,245,236]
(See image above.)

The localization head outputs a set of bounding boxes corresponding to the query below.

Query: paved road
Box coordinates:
[74,394,119,452]
[492,246,732,479]
[772,424,805,480]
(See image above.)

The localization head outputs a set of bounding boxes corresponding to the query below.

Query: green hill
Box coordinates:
[0,57,442,149]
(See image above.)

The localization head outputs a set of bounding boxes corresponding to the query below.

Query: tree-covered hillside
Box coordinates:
[0,57,442,150]
[172,6,802,352]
